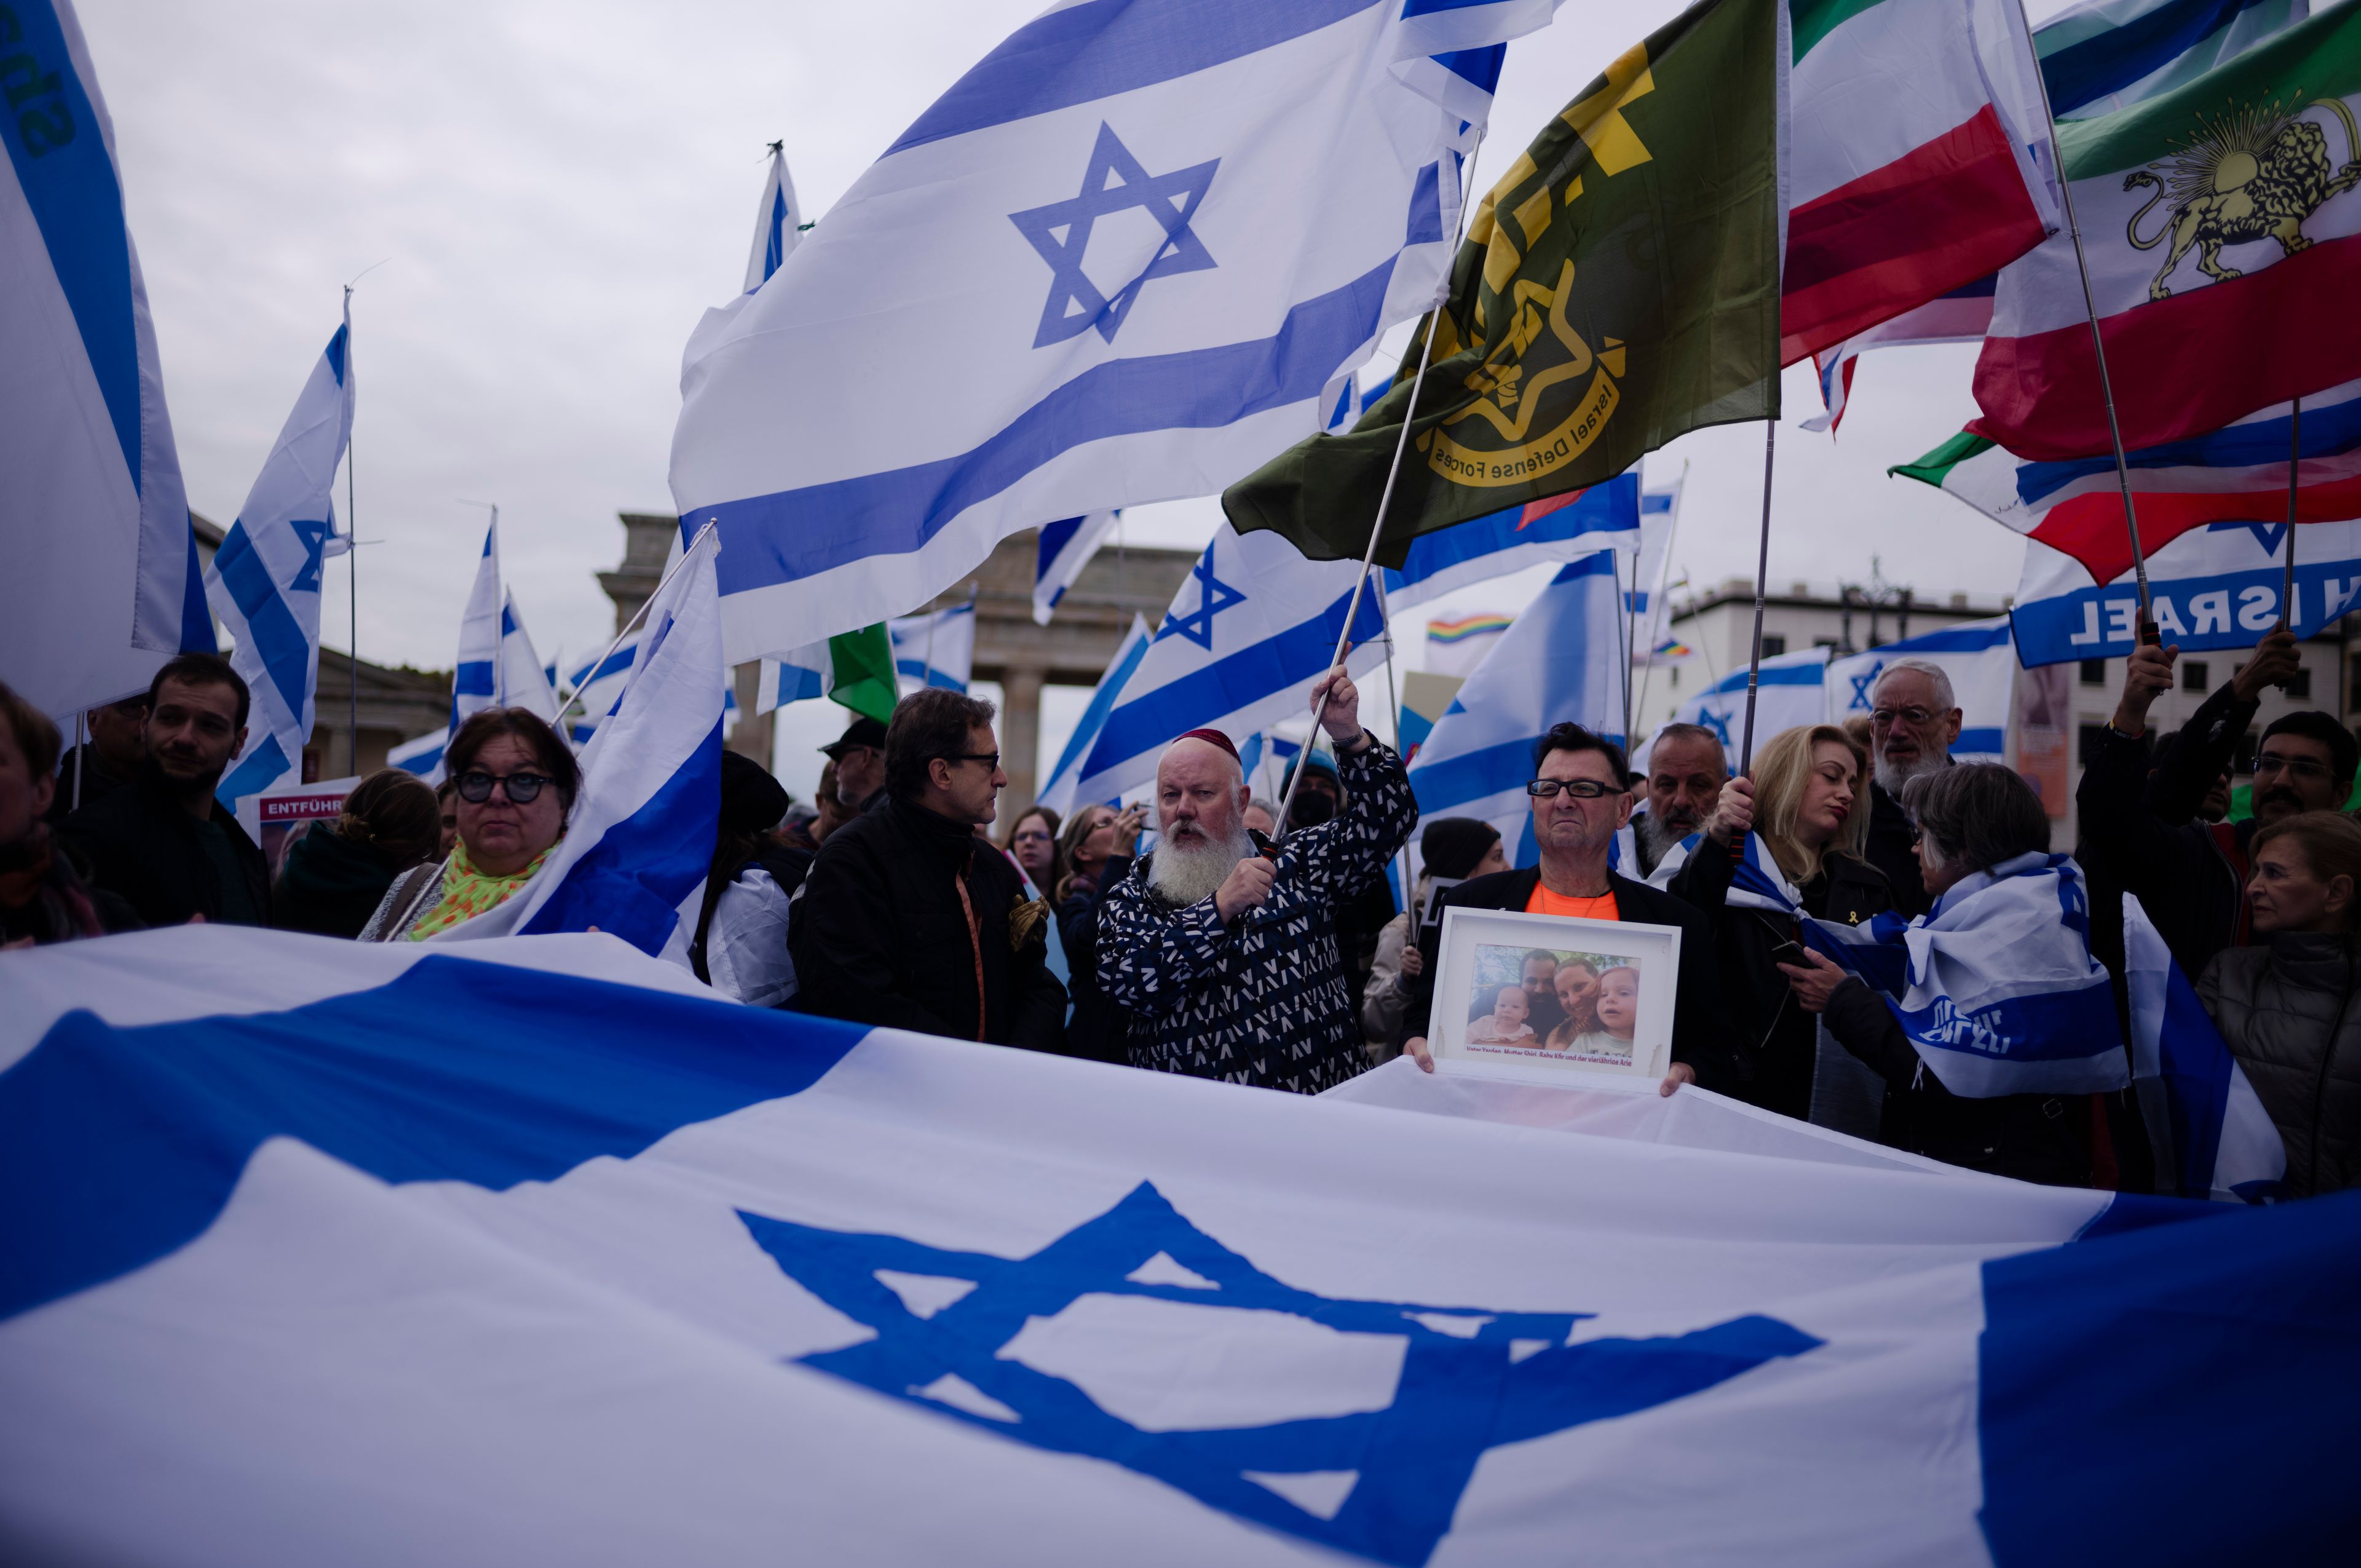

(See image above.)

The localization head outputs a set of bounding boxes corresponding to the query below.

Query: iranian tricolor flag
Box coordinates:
[1783,0,2062,364]
[1974,2,2361,460]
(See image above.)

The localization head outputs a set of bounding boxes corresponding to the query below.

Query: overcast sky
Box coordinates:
[82,0,2071,789]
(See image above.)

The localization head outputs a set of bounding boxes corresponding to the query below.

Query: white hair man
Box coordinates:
[1865,658,1960,916]
[1096,668,1418,1094]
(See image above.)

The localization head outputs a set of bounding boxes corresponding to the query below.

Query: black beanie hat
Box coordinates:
[1420,817,1500,881]
[719,749,791,835]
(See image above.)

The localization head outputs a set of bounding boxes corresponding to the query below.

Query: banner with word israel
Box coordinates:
[2012,517,2361,667]
[2,923,2349,1566]
[668,0,1565,663]
[1824,617,2014,764]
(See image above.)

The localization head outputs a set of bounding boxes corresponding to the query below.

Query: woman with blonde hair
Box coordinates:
[1669,723,1892,1122]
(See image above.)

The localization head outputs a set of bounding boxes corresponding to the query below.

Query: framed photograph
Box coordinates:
[1427,906,1683,1090]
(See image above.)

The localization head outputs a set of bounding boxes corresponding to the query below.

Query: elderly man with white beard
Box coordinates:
[1097,668,1417,1093]
[1863,659,1960,917]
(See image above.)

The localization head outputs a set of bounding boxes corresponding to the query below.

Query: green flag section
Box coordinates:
[824,624,897,724]
[1222,0,1782,566]
[1971,1,2361,460]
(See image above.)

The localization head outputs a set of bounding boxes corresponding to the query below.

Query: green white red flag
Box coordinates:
[1973,1,2361,459]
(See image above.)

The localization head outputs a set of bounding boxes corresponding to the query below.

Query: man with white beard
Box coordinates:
[1864,659,1960,917]
[1097,668,1417,1094]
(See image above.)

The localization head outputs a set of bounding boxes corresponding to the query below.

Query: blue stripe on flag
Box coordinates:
[179,520,218,654]
[1958,726,2005,753]
[520,719,724,954]
[700,256,1399,596]
[214,734,289,806]
[1878,622,2014,654]
[452,660,496,697]
[210,521,316,721]
[0,954,863,1323]
[0,0,140,491]
[1705,663,1823,695]
[1409,735,1533,811]
[2039,0,2285,116]
[1047,632,1153,785]
[1428,42,1505,94]
[323,322,348,385]
[886,0,1386,155]
[1404,159,1442,244]
[2014,392,2361,506]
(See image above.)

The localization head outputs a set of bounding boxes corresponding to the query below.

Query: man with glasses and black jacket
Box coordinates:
[1396,723,1734,1095]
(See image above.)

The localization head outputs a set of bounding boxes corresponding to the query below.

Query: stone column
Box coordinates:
[727,661,774,767]
[998,665,1043,820]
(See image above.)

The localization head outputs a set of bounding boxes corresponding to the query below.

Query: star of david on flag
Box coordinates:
[1157,536,1249,651]
[1010,124,1219,348]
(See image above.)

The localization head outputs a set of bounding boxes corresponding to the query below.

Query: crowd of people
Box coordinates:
[3,630,2354,1199]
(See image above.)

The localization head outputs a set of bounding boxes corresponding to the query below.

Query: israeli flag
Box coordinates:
[387,725,447,781]
[1626,481,1679,663]
[1240,729,1305,801]
[1825,617,2015,764]
[204,313,356,803]
[564,630,740,747]
[1072,523,1387,806]
[1406,554,1623,873]
[7,921,2344,1567]
[448,515,559,739]
[433,529,725,958]
[890,602,976,692]
[1036,612,1152,818]
[1378,475,1642,613]
[1033,511,1119,625]
[669,0,1565,663]
[2,0,207,719]
[1658,647,1830,772]
[2122,895,2286,1203]
[743,143,804,293]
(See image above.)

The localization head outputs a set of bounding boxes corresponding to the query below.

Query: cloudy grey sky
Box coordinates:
[84,0,2066,790]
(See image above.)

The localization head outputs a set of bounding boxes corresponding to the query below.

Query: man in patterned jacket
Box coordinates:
[1097,668,1417,1093]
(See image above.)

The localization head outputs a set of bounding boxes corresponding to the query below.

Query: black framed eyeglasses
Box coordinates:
[454,770,555,804]
[945,752,1001,772]
[1525,778,1621,799]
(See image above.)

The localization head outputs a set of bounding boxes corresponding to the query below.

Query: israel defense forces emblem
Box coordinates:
[1420,259,1628,488]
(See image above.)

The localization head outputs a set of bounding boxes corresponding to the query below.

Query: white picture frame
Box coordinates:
[1428,906,1683,1091]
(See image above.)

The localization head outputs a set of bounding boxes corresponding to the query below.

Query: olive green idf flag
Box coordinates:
[1224,0,1784,564]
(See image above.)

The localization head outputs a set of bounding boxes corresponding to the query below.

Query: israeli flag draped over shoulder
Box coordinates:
[1072,522,1388,806]
[429,529,724,958]
[1406,553,1624,874]
[1652,832,2132,1100]
[204,308,355,802]
[1,0,210,721]
[668,0,1567,662]
[6,924,2355,1566]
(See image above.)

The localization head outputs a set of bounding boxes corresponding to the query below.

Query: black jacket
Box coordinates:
[0,828,140,945]
[1056,852,1135,1066]
[1865,782,1930,919]
[1821,978,2090,1185]
[790,796,1066,1051]
[42,744,132,825]
[271,822,418,940]
[1398,866,1739,1091]
[61,766,270,929]
[1669,836,1894,1120]
[2076,685,2254,983]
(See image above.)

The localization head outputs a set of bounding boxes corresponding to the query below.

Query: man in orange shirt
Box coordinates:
[1398,723,1734,1095]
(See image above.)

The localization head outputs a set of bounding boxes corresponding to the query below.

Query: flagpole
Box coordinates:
[1612,540,1634,751]
[1276,127,1486,844]
[1372,572,1420,917]
[2013,0,2155,633]
[1632,459,1687,731]
[71,711,85,810]
[552,520,719,735]
[2284,395,2303,626]
[1738,422,1777,775]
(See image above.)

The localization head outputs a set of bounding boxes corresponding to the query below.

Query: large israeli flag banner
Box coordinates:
[1824,617,2015,765]
[447,515,560,738]
[1,0,206,719]
[1377,475,1640,613]
[4,924,2351,1566]
[1037,612,1153,817]
[668,0,1565,663]
[1072,523,1387,806]
[1406,554,1623,873]
[434,529,726,958]
[205,312,356,803]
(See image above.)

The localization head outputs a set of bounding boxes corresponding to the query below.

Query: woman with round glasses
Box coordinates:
[1000,805,1062,893]
[1669,723,1892,1125]
[362,709,580,941]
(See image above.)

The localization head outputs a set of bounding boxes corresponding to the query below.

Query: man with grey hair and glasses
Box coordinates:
[1865,658,1960,917]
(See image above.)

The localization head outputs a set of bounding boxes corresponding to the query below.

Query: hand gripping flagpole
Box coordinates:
[1275,128,1486,846]
[2013,0,2156,636]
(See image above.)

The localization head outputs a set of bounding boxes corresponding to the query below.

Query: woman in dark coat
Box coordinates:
[1053,801,1145,1065]
[273,770,442,938]
[1672,723,1892,1123]
[1779,764,2090,1186]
